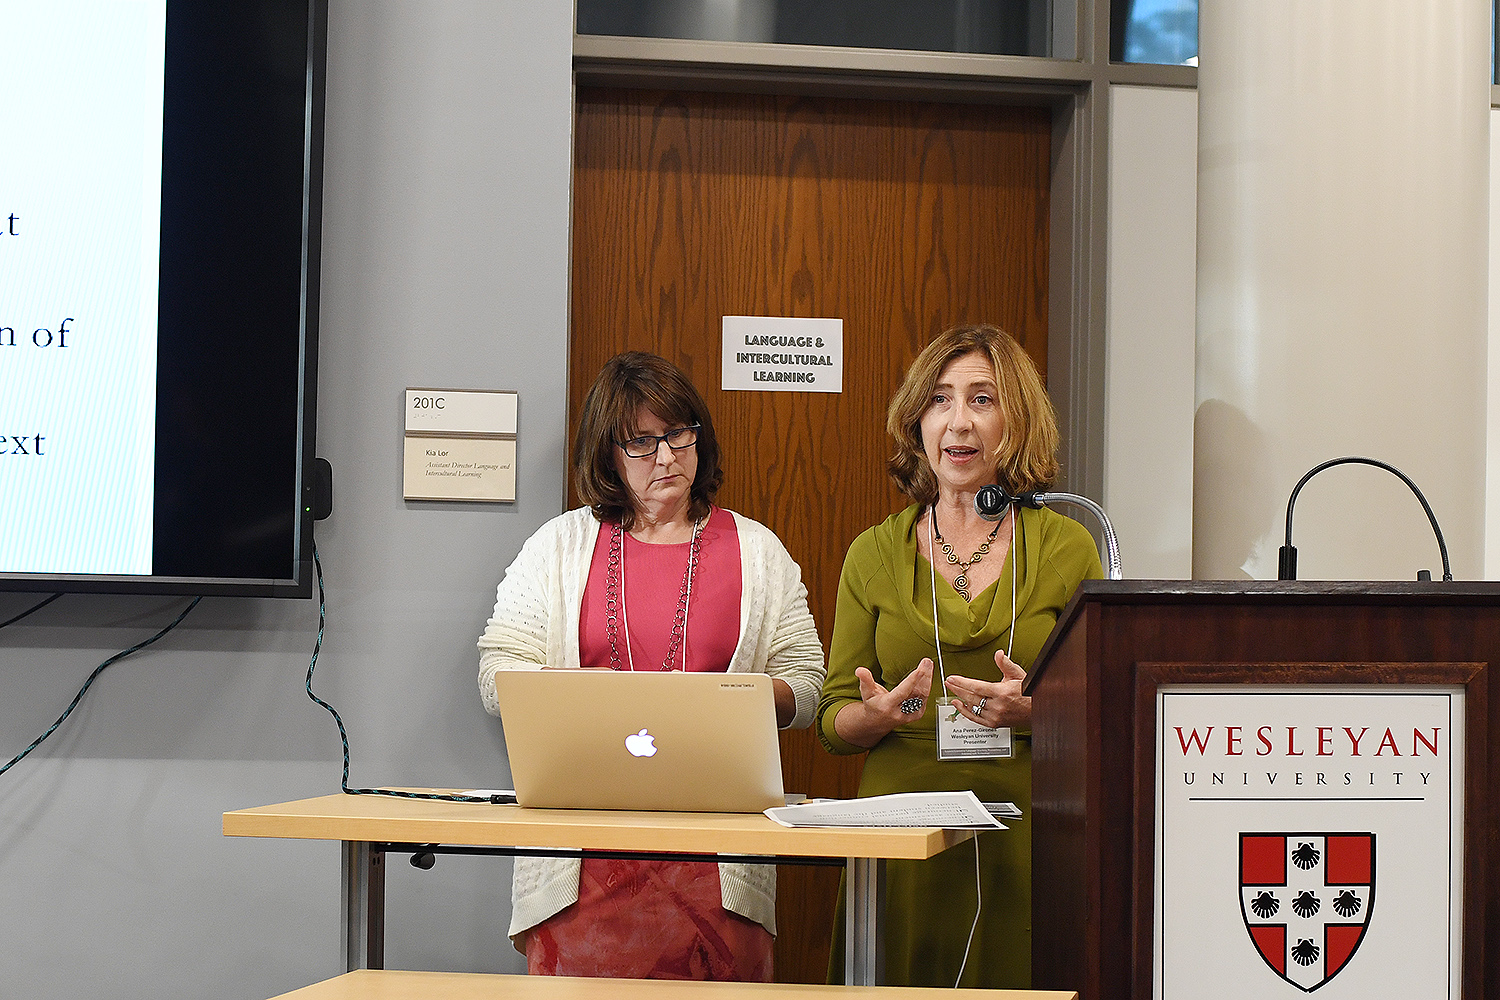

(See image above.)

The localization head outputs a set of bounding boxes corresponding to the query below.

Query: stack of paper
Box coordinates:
[764,790,1008,829]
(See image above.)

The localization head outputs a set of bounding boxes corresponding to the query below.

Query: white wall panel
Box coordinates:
[1195,0,1488,583]
[1105,85,1198,580]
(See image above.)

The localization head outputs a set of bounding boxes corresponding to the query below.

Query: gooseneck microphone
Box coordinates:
[1277,456,1452,582]
[975,484,1123,580]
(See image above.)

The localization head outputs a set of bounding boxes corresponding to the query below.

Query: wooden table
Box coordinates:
[224,793,975,987]
[267,970,1076,999]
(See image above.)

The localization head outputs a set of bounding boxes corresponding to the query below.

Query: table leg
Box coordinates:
[844,856,886,986]
[340,841,386,971]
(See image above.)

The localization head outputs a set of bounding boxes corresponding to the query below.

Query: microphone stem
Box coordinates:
[1281,456,1452,582]
[1035,492,1123,581]
[975,483,1122,580]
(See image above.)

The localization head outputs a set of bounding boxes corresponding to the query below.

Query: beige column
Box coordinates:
[1193,0,1489,580]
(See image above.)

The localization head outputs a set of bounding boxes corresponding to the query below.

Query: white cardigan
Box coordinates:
[477,506,826,940]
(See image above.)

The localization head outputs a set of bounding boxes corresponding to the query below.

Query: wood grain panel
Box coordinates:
[570,87,1051,983]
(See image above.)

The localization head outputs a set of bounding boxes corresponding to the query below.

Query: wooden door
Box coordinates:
[570,86,1051,983]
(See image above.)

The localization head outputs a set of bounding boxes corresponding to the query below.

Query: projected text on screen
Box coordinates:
[0,1,166,574]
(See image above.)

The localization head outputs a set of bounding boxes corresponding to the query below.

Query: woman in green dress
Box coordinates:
[816,324,1102,989]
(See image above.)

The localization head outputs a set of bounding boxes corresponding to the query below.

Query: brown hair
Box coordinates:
[886,324,1059,505]
[573,352,723,528]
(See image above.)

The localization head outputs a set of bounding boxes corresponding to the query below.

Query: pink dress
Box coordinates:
[526,507,773,981]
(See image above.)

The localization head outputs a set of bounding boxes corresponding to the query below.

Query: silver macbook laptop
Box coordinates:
[493,669,785,813]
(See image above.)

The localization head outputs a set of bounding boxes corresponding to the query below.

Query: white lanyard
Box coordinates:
[927,503,1017,689]
[929,503,1017,760]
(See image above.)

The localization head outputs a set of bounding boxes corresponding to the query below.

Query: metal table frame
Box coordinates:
[225,795,963,988]
[340,840,886,985]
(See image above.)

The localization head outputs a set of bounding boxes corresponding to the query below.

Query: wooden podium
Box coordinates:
[1025,581,1497,1000]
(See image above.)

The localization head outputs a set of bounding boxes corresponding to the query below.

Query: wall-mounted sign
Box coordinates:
[1154,684,1463,999]
[721,316,843,393]
[402,388,517,502]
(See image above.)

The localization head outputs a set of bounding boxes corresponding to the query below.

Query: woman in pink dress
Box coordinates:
[478,351,825,980]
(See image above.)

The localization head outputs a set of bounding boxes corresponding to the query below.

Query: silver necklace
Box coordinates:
[931,507,1002,602]
[605,518,703,671]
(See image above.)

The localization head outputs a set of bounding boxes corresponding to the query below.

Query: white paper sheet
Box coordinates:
[764,790,1007,829]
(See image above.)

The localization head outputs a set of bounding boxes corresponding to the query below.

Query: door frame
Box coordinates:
[571,15,1197,503]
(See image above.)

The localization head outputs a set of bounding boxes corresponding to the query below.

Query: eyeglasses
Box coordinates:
[616,424,700,458]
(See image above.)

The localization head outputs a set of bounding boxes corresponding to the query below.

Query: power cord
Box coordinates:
[953,834,982,986]
[0,592,63,629]
[1,595,202,778]
[303,542,498,804]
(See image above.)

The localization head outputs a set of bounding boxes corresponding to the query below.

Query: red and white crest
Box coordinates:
[1239,833,1376,992]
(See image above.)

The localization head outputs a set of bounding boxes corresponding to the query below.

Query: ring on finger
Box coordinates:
[900,696,924,715]
[976,697,988,714]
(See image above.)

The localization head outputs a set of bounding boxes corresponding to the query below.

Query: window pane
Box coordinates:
[1111,0,1198,66]
[578,0,1060,59]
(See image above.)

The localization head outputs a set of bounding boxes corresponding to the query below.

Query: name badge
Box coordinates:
[936,697,1013,760]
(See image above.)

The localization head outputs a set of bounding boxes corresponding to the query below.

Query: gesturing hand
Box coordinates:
[855,656,935,725]
[942,649,1031,730]
[834,657,937,749]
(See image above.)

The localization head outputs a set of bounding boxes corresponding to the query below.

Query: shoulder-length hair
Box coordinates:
[573,351,723,529]
[886,324,1059,505]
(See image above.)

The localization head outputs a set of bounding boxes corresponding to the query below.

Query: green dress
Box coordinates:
[816,503,1102,989]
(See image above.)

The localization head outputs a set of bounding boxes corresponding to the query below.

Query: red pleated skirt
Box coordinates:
[525,857,773,981]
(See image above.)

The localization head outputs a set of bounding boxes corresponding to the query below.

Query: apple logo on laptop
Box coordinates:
[625,728,658,757]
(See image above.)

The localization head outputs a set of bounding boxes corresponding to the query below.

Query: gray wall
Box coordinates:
[0,4,574,998]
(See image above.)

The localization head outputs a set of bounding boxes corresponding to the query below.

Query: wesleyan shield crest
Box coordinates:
[1239,833,1376,992]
